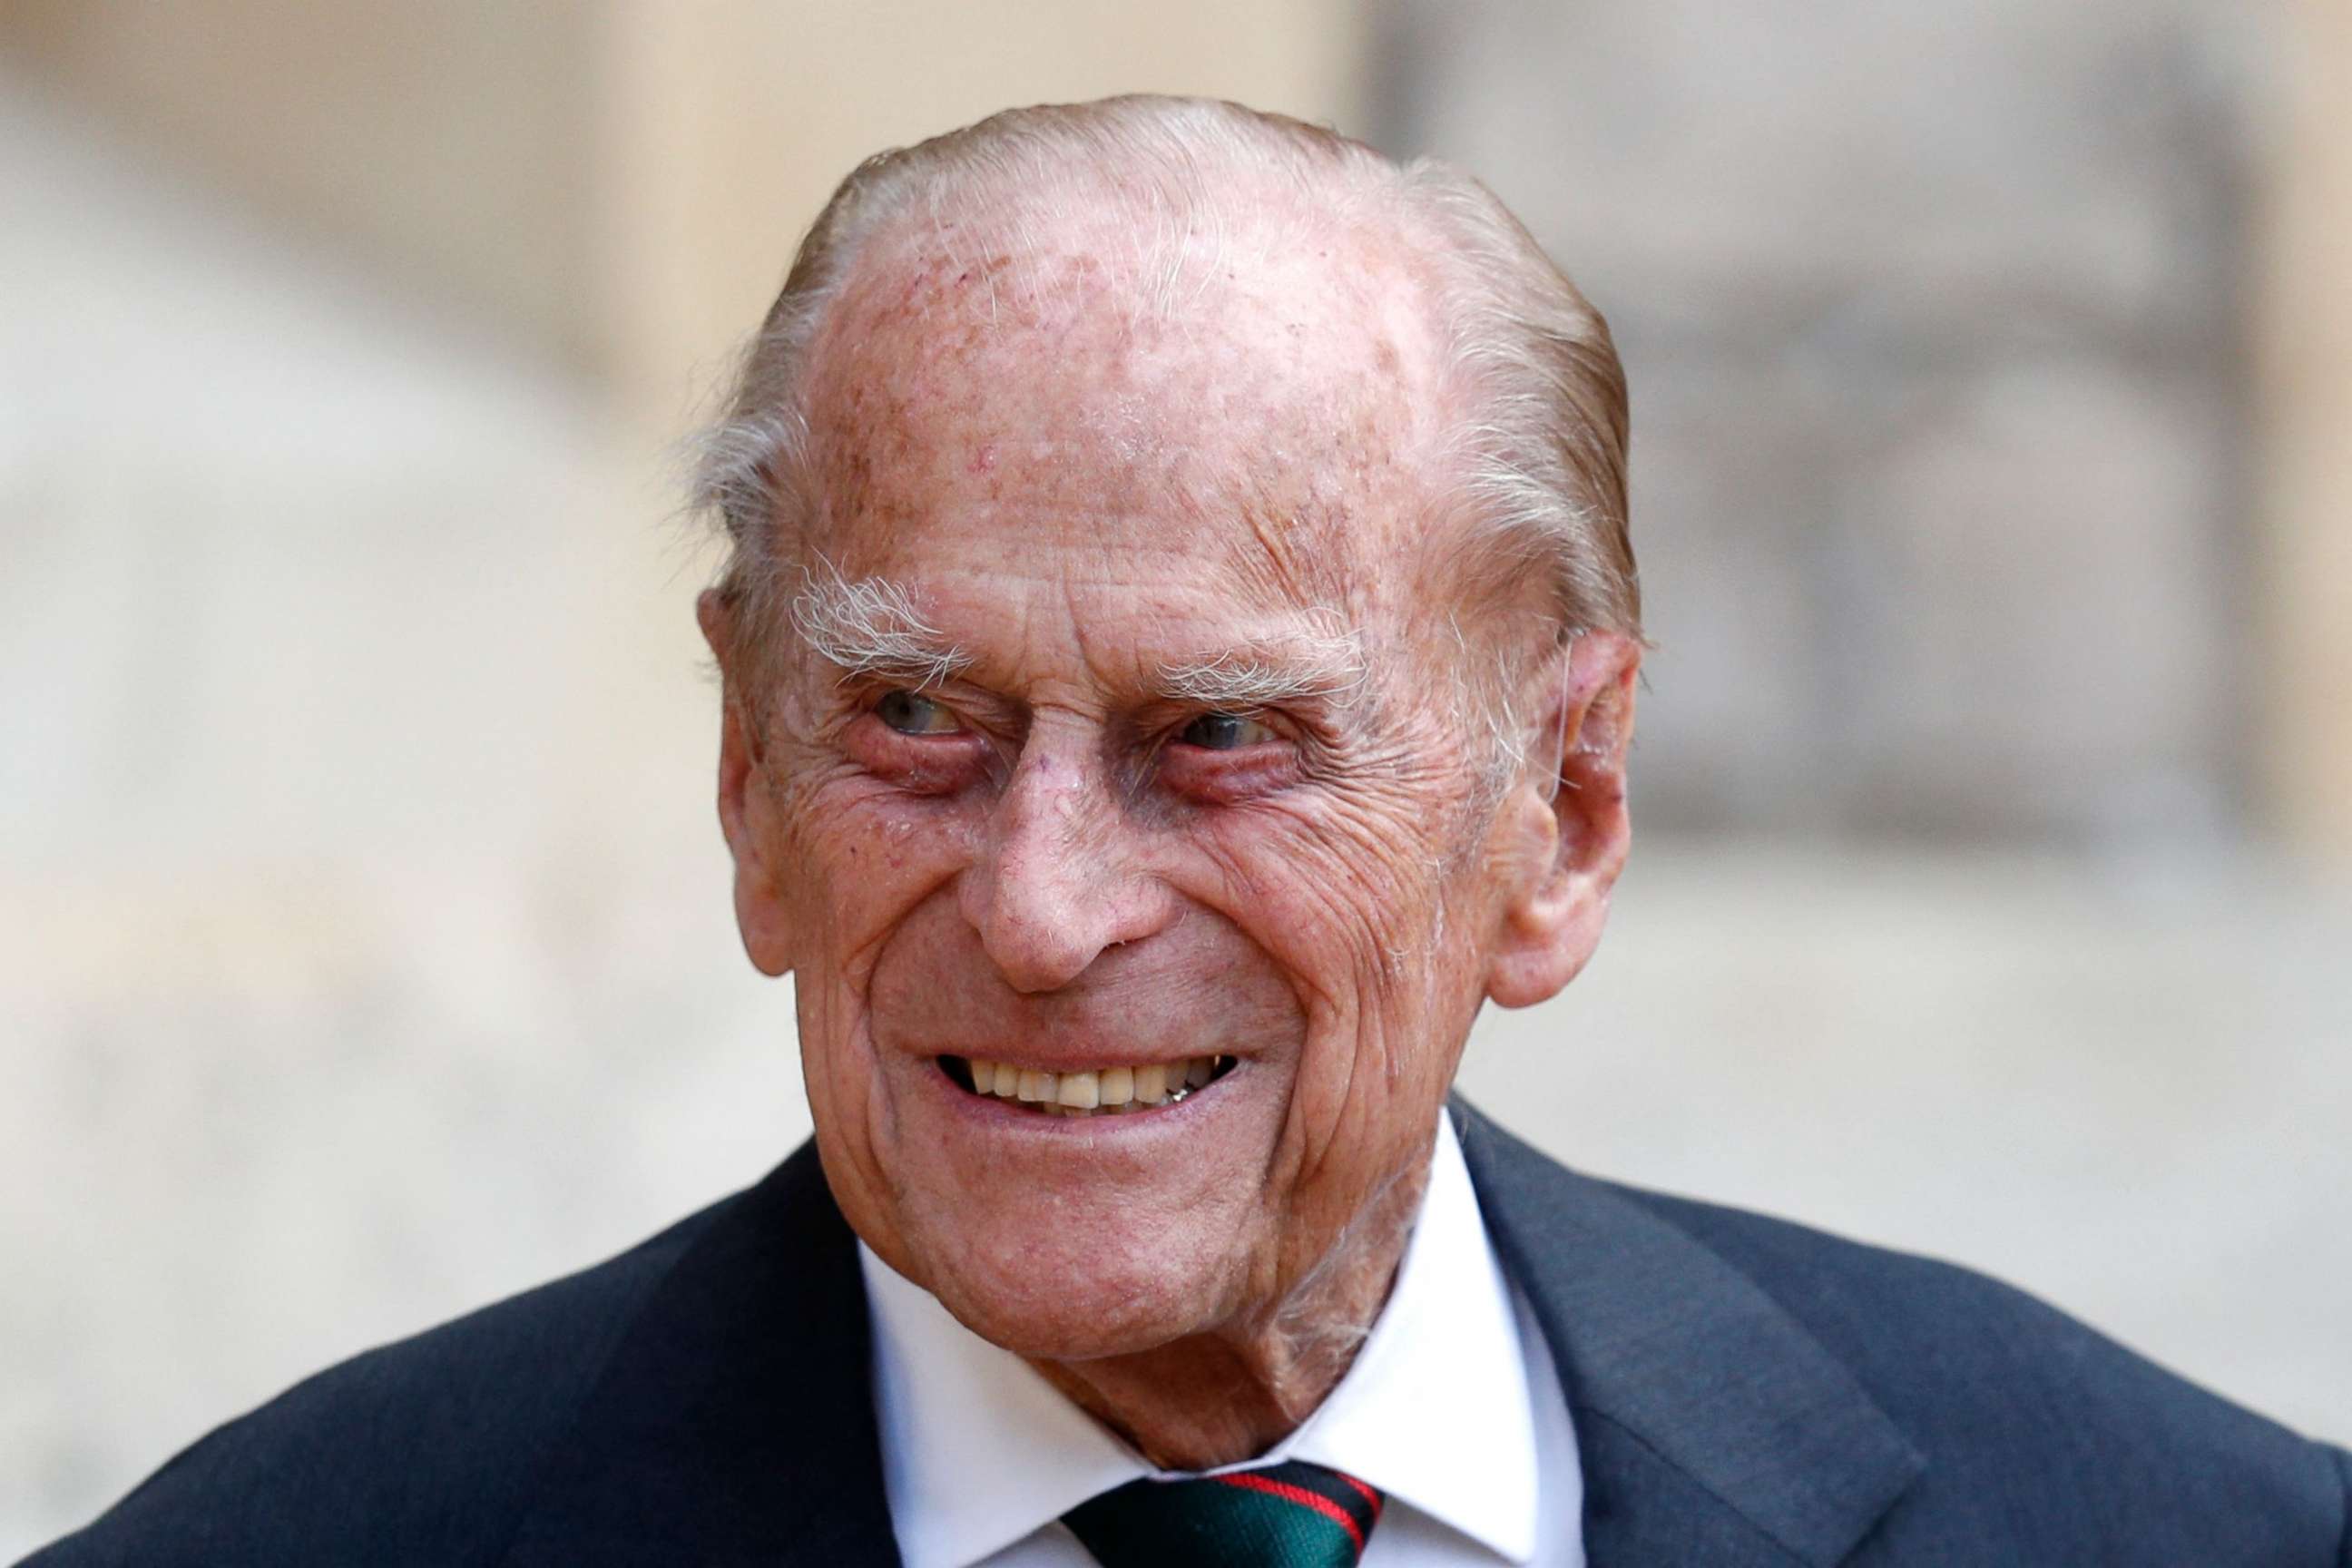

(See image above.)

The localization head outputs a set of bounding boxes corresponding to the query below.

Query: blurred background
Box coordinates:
[2,0,2346,1547]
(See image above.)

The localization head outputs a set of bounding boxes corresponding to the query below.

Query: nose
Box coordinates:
[958,725,1178,993]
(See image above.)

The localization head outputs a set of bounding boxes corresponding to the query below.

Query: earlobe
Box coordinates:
[718,697,798,978]
[1485,632,1640,1009]
[701,590,797,978]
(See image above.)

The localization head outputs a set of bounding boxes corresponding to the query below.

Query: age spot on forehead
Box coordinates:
[800,209,1454,620]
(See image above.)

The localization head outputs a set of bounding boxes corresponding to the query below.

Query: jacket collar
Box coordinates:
[498,1139,905,1567]
[500,1109,1922,1568]
[1454,1099,1925,1567]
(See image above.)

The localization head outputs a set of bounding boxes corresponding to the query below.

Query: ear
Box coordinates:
[1484,631,1641,1009]
[698,589,796,977]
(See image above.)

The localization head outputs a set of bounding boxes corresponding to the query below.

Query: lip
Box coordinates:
[918,1051,1248,1134]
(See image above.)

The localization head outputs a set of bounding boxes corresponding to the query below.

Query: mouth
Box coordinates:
[938,1054,1238,1118]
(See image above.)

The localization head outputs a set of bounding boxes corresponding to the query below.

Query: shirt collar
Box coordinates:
[860,1113,1543,1567]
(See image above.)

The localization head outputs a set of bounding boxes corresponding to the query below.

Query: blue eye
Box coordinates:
[1177,711,1278,750]
[875,690,963,735]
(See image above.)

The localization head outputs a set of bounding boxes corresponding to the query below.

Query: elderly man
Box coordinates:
[24,96,2347,1568]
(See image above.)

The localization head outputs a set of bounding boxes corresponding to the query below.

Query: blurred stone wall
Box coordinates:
[0,0,1367,431]
[1377,0,2262,846]
[1,2,605,371]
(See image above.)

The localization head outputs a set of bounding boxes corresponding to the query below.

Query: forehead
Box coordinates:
[796,185,1458,623]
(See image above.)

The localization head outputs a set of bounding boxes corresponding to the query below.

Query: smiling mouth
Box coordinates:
[939,1054,1238,1118]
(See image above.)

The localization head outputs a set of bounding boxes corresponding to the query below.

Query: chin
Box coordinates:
[891,1191,1257,1362]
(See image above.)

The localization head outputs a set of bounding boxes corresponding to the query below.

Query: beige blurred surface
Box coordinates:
[0,0,1366,423]
[2260,0,2352,858]
[4,4,2349,1553]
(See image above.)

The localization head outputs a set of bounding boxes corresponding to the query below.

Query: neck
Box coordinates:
[1027,1151,1432,1471]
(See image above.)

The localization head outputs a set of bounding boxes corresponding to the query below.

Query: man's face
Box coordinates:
[711,201,1622,1359]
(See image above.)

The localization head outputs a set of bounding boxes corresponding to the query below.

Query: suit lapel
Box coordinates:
[1454,1101,1924,1568]
[498,1141,902,1567]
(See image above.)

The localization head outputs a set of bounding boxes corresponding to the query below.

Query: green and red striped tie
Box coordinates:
[1063,1460,1385,1567]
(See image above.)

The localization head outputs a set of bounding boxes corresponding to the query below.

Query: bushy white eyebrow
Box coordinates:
[789,562,973,689]
[1153,627,1367,711]
[791,559,1363,711]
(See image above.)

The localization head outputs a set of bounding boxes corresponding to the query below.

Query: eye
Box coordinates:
[1175,710,1279,751]
[874,689,964,735]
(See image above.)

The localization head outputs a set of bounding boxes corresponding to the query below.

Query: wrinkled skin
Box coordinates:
[701,191,1639,1467]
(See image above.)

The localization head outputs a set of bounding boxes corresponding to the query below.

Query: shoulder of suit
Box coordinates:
[20,1182,753,1567]
[1601,1176,2352,1563]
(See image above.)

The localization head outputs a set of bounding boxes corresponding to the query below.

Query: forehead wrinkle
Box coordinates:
[1223,489,1354,614]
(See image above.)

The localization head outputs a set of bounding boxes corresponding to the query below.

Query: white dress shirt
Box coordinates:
[859,1114,1585,1566]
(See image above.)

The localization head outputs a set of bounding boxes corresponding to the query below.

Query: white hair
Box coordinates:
[690,95,1638,776]
[789,560,1370,718]
[1153,627,1369,714]
[789,556,972,691]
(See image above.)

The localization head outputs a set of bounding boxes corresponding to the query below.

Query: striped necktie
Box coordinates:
[1062,1460,1385,1567]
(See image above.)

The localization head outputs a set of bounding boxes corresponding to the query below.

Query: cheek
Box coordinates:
[777,779,987,1237]
[777,770,984,977]
[1183,789,1485,1144]
[1198,792,1459,1004]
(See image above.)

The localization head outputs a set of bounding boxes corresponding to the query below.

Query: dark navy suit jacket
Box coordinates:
[24,1102,2350,1565]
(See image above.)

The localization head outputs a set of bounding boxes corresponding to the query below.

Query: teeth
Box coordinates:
[960,1054,1227,1113]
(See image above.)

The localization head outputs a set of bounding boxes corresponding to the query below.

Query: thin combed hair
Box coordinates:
[689,94,1639,765]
